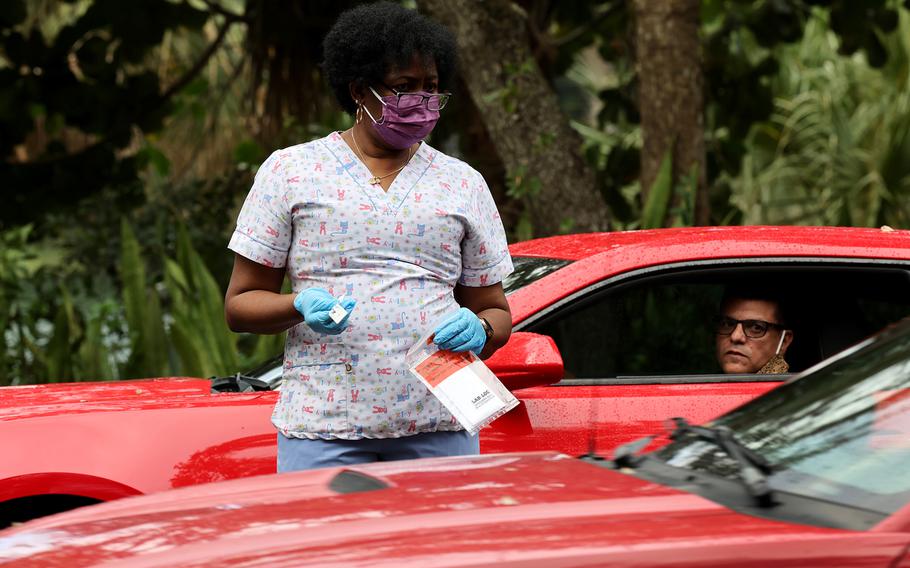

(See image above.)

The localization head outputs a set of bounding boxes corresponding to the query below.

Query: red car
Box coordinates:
[3,226,910,526]
[4,318,910,567]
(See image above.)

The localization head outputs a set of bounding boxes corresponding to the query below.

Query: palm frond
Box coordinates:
[730,8,910,228]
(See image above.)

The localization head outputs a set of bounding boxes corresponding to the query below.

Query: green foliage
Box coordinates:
[502,129,573,240]
[559,0,908,226]
[640,151,673,230]
[672,165,699,228]
[730,10,910,226]
[165,224,241,377]
[7,0,910,387]
[505,164,542,241]
[136,144,172,177]
[0,0,211,228]
[45,286,78,381]
[120,219,169,378]
[0,225,69,384]
[1,220,282,385]
[572,119,640,223]
[77,299,117,382]
[482,58,538,115]
[575,123,698,229]
[233,139,267,168]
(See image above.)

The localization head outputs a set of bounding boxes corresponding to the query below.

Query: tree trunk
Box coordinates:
[633,0,708,226]
[417,0,609,237]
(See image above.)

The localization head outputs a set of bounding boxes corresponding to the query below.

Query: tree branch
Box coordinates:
[173,58,248,182]
[200,0,248,22]
[160,19,236,102]
[553,3,622,47]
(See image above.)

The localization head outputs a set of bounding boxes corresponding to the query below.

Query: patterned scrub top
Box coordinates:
[228,132,513,440]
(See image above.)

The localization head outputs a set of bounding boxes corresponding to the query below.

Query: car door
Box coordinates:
[481,259,910,456]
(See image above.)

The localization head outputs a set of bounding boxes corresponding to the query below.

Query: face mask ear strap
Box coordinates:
[776,330,788,355]
[368,85,389,105]
[364,85,389,125]
[361,100,383,125]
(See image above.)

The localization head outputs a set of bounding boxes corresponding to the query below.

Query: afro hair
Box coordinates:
[322,1,458,115]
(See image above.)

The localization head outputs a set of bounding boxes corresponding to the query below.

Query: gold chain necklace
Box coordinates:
[349,128,415,186]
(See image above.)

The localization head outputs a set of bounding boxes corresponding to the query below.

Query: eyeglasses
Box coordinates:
[370,84,451,111]
[715,316,784,339]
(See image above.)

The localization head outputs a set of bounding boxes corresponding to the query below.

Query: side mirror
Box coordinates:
[485,332,564,391]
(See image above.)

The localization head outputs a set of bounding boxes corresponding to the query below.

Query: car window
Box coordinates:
[243,356,283,385]
[532,282,720,379]
[503,256,572,295]
[528,265,910,381]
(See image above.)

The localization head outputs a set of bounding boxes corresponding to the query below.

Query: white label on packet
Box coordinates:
[406,334,519,434]
[329,297,348,324]
[433,361,507,426]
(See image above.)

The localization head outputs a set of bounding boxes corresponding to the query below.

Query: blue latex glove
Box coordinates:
[433,307,487,355]
[293,288,357,335]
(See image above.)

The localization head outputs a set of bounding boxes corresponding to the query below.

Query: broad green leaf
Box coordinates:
[190,249,239,373]
[120,219,167,378]
[164,258,190,302]
[144,289,170,377]
[78,315,115,381]
[46,287,79,381]
[641,151,673,230]
[234,139,265,166]
[120,219,147,341]
[169,320,208,378]
[175,223,196,290]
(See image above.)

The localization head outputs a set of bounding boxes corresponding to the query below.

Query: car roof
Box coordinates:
[505,226,910,325]
[509,226,910,261]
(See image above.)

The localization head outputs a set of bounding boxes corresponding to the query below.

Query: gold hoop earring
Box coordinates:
[355,104,363,124]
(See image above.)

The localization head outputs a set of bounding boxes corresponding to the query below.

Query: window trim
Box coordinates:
[559,374,790,386]
[503,256,573,296]
[515,257,910,386]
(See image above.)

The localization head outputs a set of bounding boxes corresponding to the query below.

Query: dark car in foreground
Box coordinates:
[4,317,910,566]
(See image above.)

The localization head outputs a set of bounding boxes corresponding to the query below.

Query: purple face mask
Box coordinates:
[362,86,440,150]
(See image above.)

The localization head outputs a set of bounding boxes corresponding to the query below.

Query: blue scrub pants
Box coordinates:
[277,430,480,472]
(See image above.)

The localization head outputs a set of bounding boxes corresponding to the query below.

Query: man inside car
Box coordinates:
[716,287,794,375]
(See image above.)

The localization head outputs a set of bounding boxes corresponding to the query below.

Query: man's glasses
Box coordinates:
[371,84,451,111]
[715,316,784,339]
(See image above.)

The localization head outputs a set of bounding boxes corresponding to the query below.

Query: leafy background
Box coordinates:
[2,0,910,385]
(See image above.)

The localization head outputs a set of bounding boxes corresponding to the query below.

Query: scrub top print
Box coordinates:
[229,132,513,440]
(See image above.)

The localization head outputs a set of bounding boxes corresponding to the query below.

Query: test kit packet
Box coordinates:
[329,300,348,324]
[406,333,519,435]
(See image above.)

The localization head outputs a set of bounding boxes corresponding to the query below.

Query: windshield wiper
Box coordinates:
[612,435,654,468]
[210,373,272,393]
[667,417,775,507]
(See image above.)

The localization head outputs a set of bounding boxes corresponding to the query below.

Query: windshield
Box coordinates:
[502,256,572,295]
[654,320,910,515]
[242,355,283,384]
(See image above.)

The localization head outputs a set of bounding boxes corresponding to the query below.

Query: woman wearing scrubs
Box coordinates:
[225,2,513,472]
